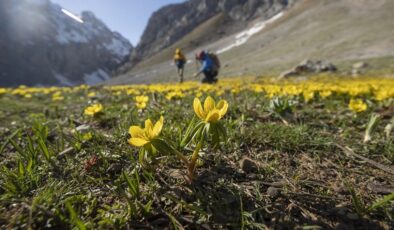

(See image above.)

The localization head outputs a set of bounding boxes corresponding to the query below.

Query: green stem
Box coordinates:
[174,149,189,165]
[187,141,203,182]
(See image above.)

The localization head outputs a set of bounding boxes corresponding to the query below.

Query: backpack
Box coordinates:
[207,52,221,71]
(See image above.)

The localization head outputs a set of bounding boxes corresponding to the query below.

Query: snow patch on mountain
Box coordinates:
[217,12,284,54]
[53,72,73,86]
[61,9,84,24]
[83,69,111,85]
[0,0,133,86]
[104,37,131,58]
[55,21,89,44]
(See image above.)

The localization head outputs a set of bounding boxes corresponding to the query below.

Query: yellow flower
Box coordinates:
[165,91,185,100]
[348,99,367,113]
[135,95,149,109]
[136,102,147,109]
[126,89,140,95]
[87,92,96,97]
[231,88,240,95]
[303,91,314,102]
[128,116,164,147]
[52,91,64,101]
[135,95,149,103]
[193,96,228,123]
[0,88,7,95]
[84,104,103,116]
[215,89,225,96]
[319,90,332,98]
[195,91,203,98]
[82,132,93,141]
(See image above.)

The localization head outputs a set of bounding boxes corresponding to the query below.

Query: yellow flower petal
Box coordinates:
[145,119,153,130]
[136,102,147,109]
[128,138,149,147]
[216,100,228,118]
[129,126,144,137]
[153,116,164,137]
[193,98,205,120]
[204,96,215,112]
[205,110,220,122]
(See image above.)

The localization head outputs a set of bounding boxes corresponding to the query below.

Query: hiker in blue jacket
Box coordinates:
[193,51,220,84]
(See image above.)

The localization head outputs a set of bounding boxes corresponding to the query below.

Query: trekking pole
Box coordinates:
[194,56,200,80]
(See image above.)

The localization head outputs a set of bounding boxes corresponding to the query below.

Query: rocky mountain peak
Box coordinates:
[128,0,290,66]
[0,0,133,86]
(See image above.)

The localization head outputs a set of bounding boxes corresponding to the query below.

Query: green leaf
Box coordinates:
[151,139,175,155]
[123,171,140,198]
[138,148,146,165]
[368,193,394,211]
[348,186,366,215]
[26,135,36,158]
[65,201,87,230]
[18,161,25,177]
[180,116,197,146]
[210,123,220,148]
[216,122,227,142]
[166,212,184,230]
[26,158,33,174]
[180,120,204,148]
[0,129,20,155]
[151,138,188,164]
[37,137,52,162]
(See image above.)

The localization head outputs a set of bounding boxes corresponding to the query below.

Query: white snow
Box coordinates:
[61,9,84,24]
[55,17,88,44]
[104,37,130,57]
[56,29,88,44]
[217,12,284,54]
[97,69,110,80]
[83,69,111,85]
[53,72,73,86]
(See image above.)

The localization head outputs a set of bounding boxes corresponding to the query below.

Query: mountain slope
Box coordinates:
[0,0,132,87]
[125,0,290,69]
[110,0,394,85]
[218,0,394,75]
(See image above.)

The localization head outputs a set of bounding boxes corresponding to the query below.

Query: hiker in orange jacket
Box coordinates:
[173,48,186,83]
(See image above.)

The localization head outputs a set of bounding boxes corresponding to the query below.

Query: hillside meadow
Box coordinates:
[0,76,393,229]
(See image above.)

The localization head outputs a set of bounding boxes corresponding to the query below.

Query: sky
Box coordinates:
[51,0,186,45]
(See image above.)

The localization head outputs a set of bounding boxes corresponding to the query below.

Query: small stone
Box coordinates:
[267,186,281,198]
[347,213,359,220]
[336,207,347,216]
[239,157,258,173]
[353,62,368,70]
[335,223,353,230]
[0,127,9,135]
[76,124,90,132]
[279,70,298,79]
[271,180,286,188]
[279,59,337,79]
[168,169,184,180]
[106,163,123,174]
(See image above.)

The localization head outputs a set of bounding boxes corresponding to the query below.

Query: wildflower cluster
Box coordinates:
[84,104,103,117]
[128,96,228,182]
[135,95,149,109]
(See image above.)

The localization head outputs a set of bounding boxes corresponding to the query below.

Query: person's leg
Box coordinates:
[212,71,218,83]
[205,70,217,84]
[201,71,210,83]
[180,67,184,83]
